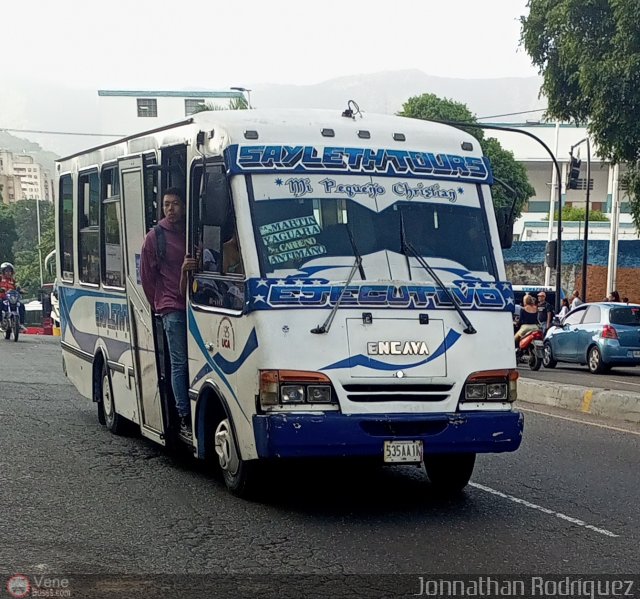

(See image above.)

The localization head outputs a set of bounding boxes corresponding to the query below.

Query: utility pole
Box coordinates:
[606,163,620,295]
[545,122,561,287]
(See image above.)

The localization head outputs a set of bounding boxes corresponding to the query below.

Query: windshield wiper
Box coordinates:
[399,211,476,335]
[311,223,364,335]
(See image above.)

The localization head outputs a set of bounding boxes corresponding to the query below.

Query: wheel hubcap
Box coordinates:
[543,345,552,364]
[214,419,239,475]
[589,350,599,370]
[102,374,113,417]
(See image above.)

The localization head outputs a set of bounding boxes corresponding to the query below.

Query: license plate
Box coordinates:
[633,351,640,358]
[383,440,423,463]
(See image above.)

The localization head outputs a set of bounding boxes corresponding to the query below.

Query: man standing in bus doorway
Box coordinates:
[140,188,197,437]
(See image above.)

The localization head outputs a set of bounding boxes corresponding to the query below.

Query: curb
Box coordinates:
[518,377,640,424]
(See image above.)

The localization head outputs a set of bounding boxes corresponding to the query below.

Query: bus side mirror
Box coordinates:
[495,207,515,249]
[201,171,230,226]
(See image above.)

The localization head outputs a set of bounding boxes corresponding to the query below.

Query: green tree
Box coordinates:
[521,0,640,229]
[399,93,535,217]
[192,96,249,113]
[0,204,17,265]
[7,201,55,294]
[544,206,609,221]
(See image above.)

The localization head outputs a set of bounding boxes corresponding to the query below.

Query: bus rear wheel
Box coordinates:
[214,417,261,498]
[424,453,476,495]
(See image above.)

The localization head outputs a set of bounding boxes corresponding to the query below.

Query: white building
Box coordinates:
[97,89,245,137]
[0,150,51,203]
[487,122,637,241]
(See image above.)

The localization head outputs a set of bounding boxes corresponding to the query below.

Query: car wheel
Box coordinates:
[542,342,557,368]
[214,417,262,498]
[424,453,476,495]
[588,346,607,374]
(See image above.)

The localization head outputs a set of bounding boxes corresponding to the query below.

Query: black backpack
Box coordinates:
[153,225,166,261]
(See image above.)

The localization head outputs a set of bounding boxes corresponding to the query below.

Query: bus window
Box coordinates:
[58,174,74,282]
[101,166,124,288]
[78,170,100,285]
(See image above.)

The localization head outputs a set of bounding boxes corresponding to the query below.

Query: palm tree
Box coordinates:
[192,96,249,113]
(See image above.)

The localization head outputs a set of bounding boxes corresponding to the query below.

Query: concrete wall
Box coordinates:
[504,240,640,302]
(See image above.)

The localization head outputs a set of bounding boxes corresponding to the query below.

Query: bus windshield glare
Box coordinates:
[251,191,496,281]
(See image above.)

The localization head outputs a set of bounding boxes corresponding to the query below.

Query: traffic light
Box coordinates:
[545,240,557,268]
[568,155,582,190]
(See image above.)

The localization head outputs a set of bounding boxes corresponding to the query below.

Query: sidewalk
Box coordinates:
[518,376,640,424]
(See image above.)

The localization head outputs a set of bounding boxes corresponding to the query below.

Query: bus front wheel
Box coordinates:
[99,362,127,435]
[424,453,476,495]
[214,417,261,498]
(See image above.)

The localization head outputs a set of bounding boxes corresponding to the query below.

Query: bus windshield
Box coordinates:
[250,181,497,281]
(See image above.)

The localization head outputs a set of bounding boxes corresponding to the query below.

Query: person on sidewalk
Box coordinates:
[140,188,197,437]
[536,291,554,334]
[570,289,583,310]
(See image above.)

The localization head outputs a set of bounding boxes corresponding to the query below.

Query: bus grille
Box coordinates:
[342,383,453,403]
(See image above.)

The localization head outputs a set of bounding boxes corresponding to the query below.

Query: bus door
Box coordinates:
[119,156,166,444]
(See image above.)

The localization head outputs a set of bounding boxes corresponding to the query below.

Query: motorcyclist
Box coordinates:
[514,294,539,345]
[0,262,27,331]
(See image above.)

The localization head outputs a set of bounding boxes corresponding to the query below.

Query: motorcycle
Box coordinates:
[515,328,544,371]
[1,289,22,342]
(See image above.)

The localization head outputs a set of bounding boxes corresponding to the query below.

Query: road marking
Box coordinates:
[610,379,640,387]
[581,389,593,413]
[519,406,640,436]
[470,482,619,538]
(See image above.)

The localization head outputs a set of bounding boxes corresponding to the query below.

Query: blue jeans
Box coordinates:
[161,311,191,418]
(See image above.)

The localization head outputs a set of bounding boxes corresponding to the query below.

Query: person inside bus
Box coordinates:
[222,230,243,275]
[0,262,27,332]
[140,188,197,437]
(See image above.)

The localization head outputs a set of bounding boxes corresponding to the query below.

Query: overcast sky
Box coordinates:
[4,0,537,89]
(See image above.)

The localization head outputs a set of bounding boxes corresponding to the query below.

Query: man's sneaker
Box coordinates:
[19,324,27,333]
[179,415,192,438]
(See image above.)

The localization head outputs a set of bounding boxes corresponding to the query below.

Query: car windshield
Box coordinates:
[609,306,640,326]
[250,186,497,281]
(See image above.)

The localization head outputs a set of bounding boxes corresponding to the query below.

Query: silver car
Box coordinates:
[543,302,640,374]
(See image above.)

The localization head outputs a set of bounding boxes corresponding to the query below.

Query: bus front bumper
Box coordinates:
[253,410,523,459]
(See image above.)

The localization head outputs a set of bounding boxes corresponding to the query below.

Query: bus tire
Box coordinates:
[100,362,127,435]
[214,417,261,498]
[424,453,475,495]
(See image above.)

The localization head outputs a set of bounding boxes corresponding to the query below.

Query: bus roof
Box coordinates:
[57,109,485,166]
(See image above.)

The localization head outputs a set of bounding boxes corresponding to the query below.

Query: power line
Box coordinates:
[0,127,124,138]
[477,108,547,120]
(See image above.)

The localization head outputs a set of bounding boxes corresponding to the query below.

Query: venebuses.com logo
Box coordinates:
[6,574,31,598]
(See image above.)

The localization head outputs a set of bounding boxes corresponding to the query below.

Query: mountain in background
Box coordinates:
[0,69,546,157]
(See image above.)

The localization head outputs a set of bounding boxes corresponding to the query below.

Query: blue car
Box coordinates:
[543,303,640,373]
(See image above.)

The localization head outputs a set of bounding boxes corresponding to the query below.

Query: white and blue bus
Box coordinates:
[55,109,522,496]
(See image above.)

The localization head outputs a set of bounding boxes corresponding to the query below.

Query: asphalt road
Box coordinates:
[519,362,640,392]
[1,336,639,597]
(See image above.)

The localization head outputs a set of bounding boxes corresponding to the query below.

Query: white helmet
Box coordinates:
[1,262,14,274]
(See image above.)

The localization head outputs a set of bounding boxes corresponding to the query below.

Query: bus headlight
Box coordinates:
[259,370,336,409]
[461,369,518,403]
[281,385,305,403]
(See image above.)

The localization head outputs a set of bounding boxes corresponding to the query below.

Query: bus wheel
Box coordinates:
[100,362,127,435]
[214,417,261,498]
[424,453,475,495]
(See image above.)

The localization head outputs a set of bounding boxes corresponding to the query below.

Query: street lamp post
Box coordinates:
[35,196,44,289]
[230,86,252,109]
[570,137,591,301]
[434,119,564,313]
